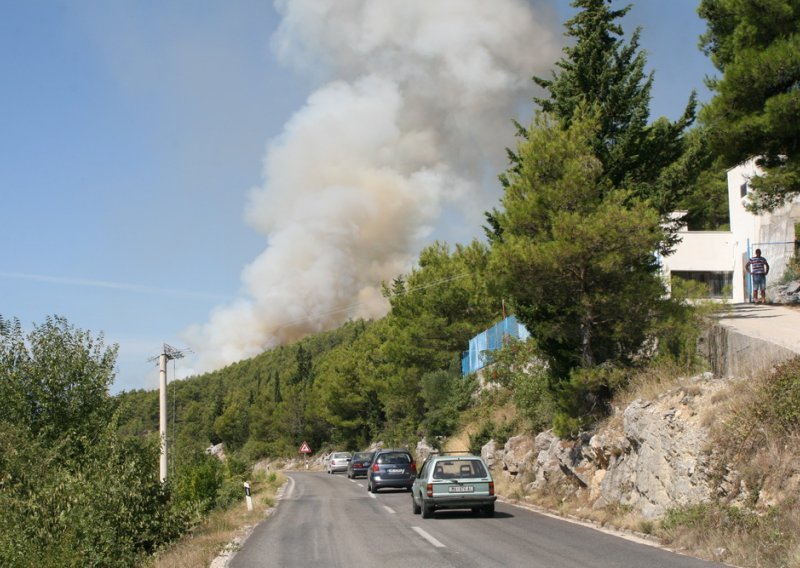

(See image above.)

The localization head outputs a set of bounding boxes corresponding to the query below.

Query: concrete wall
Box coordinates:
[703,323,799,379]
[703,305,800,379]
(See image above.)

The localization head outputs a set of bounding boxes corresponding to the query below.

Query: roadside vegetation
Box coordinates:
[2,0,799,566]
[146,470,285,568]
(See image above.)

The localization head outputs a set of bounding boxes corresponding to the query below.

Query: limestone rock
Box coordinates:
[502,434,537,477]
[481,439,500,468]
[492,374,729,519]
[416,438,435,462]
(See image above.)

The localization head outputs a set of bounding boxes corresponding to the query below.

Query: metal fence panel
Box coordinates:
[461,316,530,375]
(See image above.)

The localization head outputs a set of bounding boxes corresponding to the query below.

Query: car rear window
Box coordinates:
[353,453,373,461]
[377,452,411,465]
[432,459,487,479]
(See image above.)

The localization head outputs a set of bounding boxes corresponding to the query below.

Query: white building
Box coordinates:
[661,158,800,303]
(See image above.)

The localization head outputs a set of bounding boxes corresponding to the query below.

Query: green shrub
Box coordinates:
[468,420,516,454]
[661,504,715,531]
[758,357,800,434]
[215,477,246,510]
[551,411,590,439]
[226,454,250,478]
[172,454,223,513]
[240,439,271,462]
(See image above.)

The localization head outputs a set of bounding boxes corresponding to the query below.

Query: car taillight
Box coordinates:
[410,462,417,474]
[426,483,433,498]
[372,463,380,472]
[489,481,495,496]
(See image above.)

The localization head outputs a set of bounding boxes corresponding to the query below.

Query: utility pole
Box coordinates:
[149,343,189,483]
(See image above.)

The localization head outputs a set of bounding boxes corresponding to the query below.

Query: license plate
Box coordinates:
[448,485,475,493]
[389,468,404,474]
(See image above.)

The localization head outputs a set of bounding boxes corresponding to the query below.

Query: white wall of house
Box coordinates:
[660,230,739,298]
[727,160,800,301]
[665,158,800,303]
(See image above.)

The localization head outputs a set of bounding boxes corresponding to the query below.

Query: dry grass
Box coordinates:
[146,472,285,568]
[615,362,703,407]
[656,501,800,567]
[443,429,472,453]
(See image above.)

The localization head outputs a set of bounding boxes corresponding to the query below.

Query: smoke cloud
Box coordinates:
[184,0,560,371]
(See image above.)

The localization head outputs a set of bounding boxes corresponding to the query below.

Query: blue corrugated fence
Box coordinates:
[461,315,530,375]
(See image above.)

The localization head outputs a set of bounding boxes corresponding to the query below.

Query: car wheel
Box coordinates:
[421,500,433,519]
[482,503,495,517]
[412,493,421,515]
[369,482,377,494]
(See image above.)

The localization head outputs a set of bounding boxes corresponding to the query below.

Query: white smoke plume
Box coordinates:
[184,0,560,371]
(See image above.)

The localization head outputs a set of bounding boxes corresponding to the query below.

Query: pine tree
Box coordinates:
[272,370,282,403]
[515,0,696,213]
[490,111,666,378]
[699,0,800,211]
[489,111,668,433]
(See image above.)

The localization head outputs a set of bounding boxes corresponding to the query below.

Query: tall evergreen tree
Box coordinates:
[272,370,282,403]
[699,0,800,211]
[489,111,668,433]
[512,0,696,214]
[490,111,666,376]
[290,344,313,386]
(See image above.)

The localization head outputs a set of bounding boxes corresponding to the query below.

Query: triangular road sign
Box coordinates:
[299,441,312,454]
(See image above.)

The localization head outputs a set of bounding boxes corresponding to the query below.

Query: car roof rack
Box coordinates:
[427,450,475,456]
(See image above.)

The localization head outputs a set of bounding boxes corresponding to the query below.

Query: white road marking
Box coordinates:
[383,506,396,514]
[412,526,446,548]
[369,492,376,499]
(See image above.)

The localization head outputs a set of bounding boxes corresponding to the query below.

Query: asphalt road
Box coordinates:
[229,472,725,568]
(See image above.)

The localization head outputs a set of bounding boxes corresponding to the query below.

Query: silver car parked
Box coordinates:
[326,452,351,474]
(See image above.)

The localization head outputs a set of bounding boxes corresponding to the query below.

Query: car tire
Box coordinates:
[369,482,377,494]
[412,493,421,515]
[482,503,495,517]
[421,501,433,519]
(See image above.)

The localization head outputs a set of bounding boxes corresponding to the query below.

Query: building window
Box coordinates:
[740,182,748,197]
[672,271,733,298]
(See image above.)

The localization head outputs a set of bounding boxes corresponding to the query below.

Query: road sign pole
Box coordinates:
[299,441,312,469]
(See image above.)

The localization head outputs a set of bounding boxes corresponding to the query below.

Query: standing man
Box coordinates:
[745,248,770,303]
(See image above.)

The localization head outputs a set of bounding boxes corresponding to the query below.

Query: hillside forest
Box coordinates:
[2,1,800,566]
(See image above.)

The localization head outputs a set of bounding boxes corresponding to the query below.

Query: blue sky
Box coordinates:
[0,1,716,393]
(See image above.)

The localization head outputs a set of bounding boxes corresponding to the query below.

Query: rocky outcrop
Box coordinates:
[416,438,435,463]
[489,372,734,519]
[772,280,800,304]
